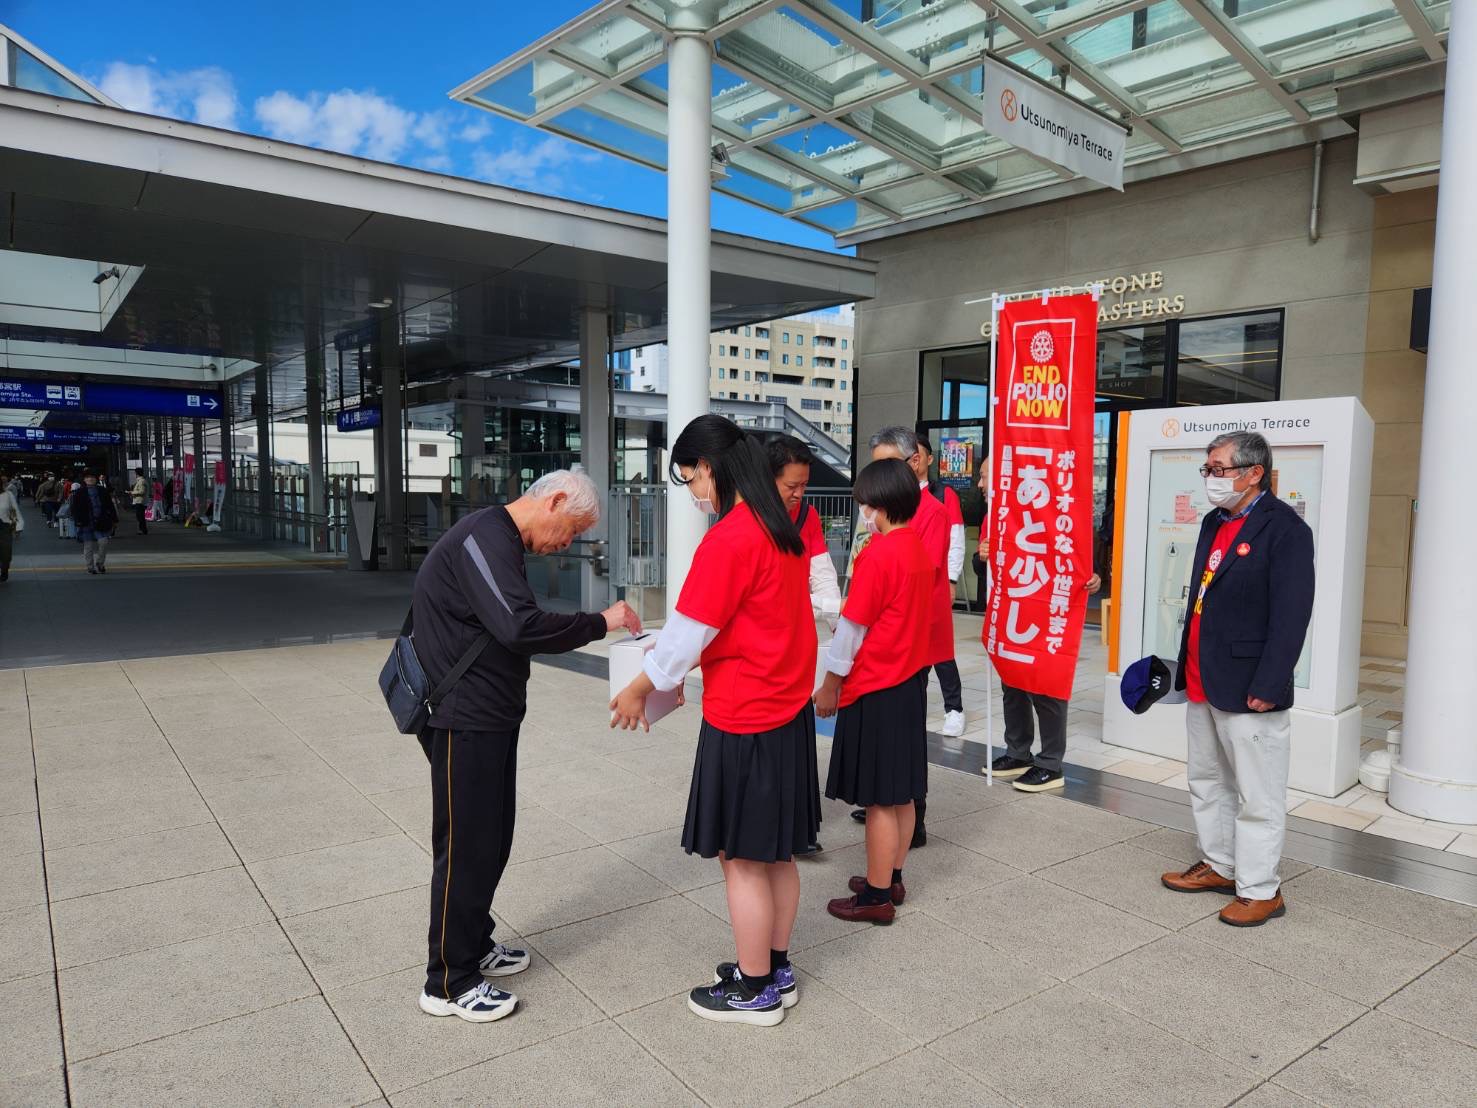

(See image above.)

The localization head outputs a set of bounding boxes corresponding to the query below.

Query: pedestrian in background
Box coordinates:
[1161,431,1314,927]
[36,472,60,529]
[0,471,22,582]
[130,468,149,535]
[70,470,117,575]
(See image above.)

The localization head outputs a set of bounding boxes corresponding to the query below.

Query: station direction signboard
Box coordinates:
[0,379,224,419]
[0,427,121,445]
[0,380,83,411]
[336,404,382,432]
[2,441,88,455]
[84,383,223,418]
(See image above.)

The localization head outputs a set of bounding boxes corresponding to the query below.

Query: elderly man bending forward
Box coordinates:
[413,470,640,1023]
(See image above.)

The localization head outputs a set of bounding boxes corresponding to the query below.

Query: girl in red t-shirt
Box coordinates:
[611,415,817,1028]
[814,459,933,923]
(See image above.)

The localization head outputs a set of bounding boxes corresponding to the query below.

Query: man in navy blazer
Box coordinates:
[1160,431,1315,927]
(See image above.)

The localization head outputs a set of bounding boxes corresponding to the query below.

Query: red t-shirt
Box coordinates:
[838,526,935,707]
[677,502,818,733]
[912,488,954,665]
[790,501,828,559]
[1185,515,1249,703]
[940,484,964,529]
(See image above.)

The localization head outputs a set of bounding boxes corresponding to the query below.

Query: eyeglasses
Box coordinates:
[1199,464,1249,479]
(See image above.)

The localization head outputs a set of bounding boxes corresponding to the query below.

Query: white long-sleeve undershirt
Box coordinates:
[822,616,869,677]
[641,611,719,692]
[947,523,965,582]
[810,552,841,627]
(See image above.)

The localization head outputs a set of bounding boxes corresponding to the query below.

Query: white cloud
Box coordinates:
[458,117,492,143]
[255,89,417,161]
[471,136,599,193]
[97,62,240,129]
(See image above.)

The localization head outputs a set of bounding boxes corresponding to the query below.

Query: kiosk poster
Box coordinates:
[984,294,1097,699]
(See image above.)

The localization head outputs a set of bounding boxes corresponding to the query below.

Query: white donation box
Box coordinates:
[1103,397,1373,797]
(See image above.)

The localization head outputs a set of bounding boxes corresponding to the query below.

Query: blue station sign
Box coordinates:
[2,441,88,455]
[84,383,223,418]
[0,427,121,445]
[336,405,382,432]
[0,379,83,411]
[0,379,223,419]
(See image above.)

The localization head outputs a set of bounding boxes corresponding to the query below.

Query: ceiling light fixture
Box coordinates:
[368,297,393,309]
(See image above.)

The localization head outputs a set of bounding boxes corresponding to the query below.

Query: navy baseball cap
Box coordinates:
[1120,656,1185,714]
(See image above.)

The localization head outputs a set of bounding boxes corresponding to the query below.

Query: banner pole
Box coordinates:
[985,292,1003,785]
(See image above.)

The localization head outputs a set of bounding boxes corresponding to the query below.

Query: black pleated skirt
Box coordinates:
[825,673,928,808]
[681,705,822,863]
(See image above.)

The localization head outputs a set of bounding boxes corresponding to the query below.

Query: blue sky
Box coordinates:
[2,0,844,253]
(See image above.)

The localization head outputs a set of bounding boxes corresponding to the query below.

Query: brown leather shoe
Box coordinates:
[1161,861,1236,894]
[827,894,895,924]
[1219,893,1286,927]
[848,875,906,905]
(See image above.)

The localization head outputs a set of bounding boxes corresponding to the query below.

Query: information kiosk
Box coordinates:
[1103,397,1373,797]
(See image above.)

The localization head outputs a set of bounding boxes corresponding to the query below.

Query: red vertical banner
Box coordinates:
[984,294,1098,699]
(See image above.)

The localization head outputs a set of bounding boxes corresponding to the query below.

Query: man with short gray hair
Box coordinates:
[1160,432,1314,927]
[413,468,640,1022]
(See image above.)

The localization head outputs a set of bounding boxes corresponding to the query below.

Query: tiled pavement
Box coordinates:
[4,639,1477,1106]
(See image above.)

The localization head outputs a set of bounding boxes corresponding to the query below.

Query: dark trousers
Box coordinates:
[134,503,148,533]
[419,726,519,1000]
[41,502,57,525]
[1002,683,1068,772]
[0,522,12,571]
[932,659,963,713]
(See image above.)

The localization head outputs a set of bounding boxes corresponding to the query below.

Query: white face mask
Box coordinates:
[688,483,715,516]
[1204,475,1242,508]
[860,507,881,535]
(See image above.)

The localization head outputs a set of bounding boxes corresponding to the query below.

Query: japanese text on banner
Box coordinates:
[984,294,1097,700]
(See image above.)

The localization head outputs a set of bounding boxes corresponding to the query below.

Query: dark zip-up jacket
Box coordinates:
[414,505,607,731]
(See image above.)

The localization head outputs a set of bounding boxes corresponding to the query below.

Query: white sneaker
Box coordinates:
[941,710,966,737]
[479,942,530,978]
[419,980,517,1023]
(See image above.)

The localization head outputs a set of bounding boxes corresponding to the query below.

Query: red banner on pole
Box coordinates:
[984,294,1098,699]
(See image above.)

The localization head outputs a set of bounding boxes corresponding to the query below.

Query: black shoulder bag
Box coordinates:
[379,606,490,735]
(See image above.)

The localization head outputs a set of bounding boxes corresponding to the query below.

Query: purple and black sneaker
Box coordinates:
[688,977,785,1026]
[713,961,797,1009]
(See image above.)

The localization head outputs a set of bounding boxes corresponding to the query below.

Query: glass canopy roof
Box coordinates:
[452,0,1449,239]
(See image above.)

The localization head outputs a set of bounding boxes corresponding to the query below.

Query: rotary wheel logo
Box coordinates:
[1000,87,1018,122]
[1162,418,1180,438]
[1028,329,1054,364]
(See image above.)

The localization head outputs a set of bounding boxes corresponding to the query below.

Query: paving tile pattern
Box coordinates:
[4,639,1476,1106]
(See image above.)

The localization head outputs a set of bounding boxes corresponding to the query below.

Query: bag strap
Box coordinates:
[428,631,491,709]
[928,479,947,505]
[795,501,810,530]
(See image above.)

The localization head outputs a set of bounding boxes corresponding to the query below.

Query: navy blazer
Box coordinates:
[1174,492,1315,713]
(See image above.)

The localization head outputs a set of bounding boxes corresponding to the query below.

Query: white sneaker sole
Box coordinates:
[1012,776,1064,793]
[481,953,531,978]
[711,971,798,1009]
[418,991,517,1023]
[687,996,786,1026]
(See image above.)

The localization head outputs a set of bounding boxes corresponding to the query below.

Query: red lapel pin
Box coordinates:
[1236,542,1251,556]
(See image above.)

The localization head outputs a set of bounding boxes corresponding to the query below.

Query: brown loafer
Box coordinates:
[1219,893,1286,927]
[847,876,906,905]
[826,894,895,924]
[1161,861,1236,894]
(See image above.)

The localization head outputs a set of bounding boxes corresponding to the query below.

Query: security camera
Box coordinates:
[710,143,730,166]
[92,266,122,285]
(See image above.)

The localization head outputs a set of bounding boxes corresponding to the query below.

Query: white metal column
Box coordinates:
[1389,5,1477,824]
[664,28,713,618]
[579,305,612,610]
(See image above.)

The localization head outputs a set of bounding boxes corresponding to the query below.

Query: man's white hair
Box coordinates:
[524,468,602,523]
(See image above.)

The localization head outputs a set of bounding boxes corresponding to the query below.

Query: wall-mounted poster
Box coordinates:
[938,436,975,493]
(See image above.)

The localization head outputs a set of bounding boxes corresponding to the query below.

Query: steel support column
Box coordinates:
[254,365,272,541]
[305,329,328,552]
[1390,5,1477,823]
[378,307,407,570]
[663,27,714,617]
[579,304,612,610]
